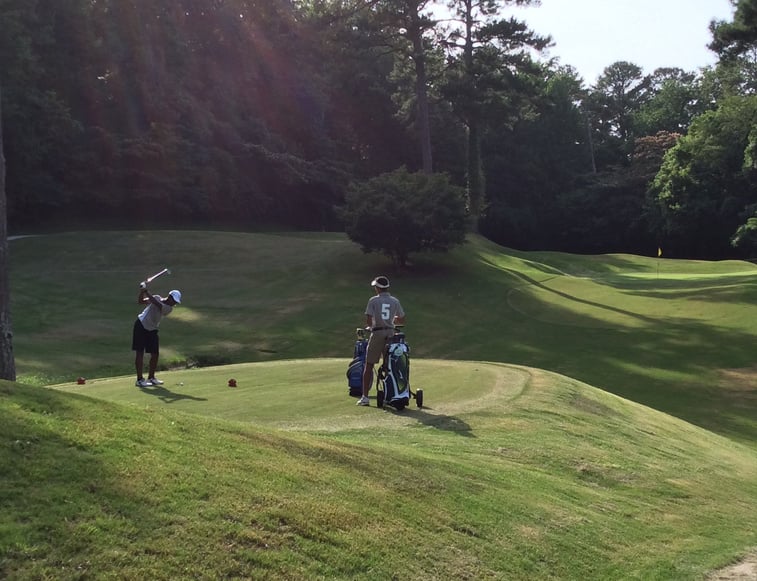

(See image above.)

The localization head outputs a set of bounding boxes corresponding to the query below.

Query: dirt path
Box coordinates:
[707,551,757,580]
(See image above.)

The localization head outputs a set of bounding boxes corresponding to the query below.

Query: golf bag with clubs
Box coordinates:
[376,329,423,411]
[346,328,368,397]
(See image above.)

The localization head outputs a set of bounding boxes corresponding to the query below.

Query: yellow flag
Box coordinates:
[657,247,662,257]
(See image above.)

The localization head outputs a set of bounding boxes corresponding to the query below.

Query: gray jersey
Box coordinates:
[138,297,173,331]
[365,292,404,329]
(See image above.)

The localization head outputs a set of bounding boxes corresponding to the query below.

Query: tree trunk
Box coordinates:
[466,120,484,231]
[585,111,597,174]
[463,0,483,228]
[408,7,433,174]
[0,84,17,381]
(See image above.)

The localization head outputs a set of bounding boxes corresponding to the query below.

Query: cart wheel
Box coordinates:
[377,389,385,409]
[416,389,423,408]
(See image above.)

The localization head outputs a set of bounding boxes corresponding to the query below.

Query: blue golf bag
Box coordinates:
[346,329,368,397]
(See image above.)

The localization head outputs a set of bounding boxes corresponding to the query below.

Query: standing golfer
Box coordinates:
[357,275,405,406]
[133,284,182,387]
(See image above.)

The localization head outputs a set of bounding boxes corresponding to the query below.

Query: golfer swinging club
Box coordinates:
[132,282,182,388]
[357,275,405,406]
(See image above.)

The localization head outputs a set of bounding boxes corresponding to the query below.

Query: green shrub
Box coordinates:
[339,167,467,266]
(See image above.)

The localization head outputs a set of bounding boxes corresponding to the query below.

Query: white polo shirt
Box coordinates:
[138,297,173,331]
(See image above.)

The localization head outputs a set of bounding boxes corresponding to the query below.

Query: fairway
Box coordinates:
[506,270,757,329]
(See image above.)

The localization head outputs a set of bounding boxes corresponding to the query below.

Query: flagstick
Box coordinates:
[657,247,662,279]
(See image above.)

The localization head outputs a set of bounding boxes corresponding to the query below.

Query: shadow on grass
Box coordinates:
[138,385,208,403]
[382,405,475,437]
[0,382,175,573]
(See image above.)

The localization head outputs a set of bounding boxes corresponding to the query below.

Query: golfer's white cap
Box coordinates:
[371,276,390,289]
[169,290,182,304]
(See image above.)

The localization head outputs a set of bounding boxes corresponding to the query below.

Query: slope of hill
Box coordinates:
[4,361,757,579]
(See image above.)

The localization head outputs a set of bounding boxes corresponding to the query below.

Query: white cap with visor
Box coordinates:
[371,276,390,289]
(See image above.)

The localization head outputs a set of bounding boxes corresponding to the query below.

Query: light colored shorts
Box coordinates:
[366,328,395,364]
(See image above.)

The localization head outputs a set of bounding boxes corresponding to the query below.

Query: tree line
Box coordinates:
[2,0,757,259]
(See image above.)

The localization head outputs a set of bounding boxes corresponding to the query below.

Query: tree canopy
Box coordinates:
[0,0,754,260]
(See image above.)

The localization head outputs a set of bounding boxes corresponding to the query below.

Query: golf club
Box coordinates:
[142,268,171,286]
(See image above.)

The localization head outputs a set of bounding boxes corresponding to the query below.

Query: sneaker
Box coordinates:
[148,377,164,386]
[135,379,151,388]
[356,396,370,406]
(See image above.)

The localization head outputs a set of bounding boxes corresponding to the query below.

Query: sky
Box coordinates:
[509,0,736,84]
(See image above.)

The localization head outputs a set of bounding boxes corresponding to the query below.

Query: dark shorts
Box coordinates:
[132,319,159,354]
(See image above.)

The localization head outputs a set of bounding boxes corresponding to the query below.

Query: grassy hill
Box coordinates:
[2,231,757,579]
[9,231,757,444]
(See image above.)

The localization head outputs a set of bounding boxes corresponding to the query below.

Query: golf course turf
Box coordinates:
[2,230,756,579]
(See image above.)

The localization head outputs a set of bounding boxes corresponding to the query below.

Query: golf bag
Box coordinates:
[377,331,422,410]
[346,329,368,397]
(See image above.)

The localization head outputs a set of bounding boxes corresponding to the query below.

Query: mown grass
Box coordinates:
[6,362,757,580]
[9,231,757,444]
[3,230,757,579]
